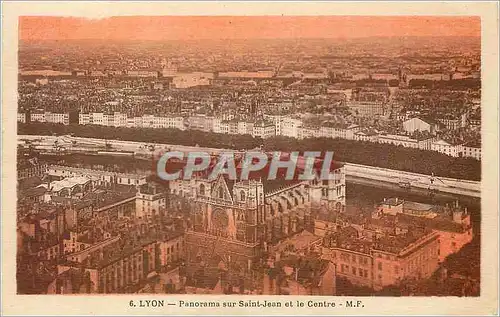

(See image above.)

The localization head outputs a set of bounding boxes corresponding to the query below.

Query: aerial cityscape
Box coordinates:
[16,16,481,296]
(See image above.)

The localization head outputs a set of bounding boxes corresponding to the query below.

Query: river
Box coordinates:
[42,152,481,231]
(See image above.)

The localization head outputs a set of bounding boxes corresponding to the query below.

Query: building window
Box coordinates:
[378,262,382,270]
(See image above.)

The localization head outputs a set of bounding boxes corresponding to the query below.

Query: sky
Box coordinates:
[19,16,481,41]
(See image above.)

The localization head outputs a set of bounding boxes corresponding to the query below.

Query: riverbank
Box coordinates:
[21,133,480,198]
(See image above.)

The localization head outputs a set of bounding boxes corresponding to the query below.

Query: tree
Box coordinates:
[19,122,481,180]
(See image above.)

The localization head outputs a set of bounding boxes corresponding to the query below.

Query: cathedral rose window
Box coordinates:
[212,208,229,229]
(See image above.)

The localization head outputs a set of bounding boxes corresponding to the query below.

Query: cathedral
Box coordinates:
[168,156,346,274]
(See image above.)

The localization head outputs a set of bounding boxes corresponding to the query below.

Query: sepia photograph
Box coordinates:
[2,1,499,316]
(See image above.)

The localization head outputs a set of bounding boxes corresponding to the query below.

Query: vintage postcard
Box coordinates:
[1,1,499,316]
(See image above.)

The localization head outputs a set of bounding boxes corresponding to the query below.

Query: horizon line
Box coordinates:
[19,35,482,42]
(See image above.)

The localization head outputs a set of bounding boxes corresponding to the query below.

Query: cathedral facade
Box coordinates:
[169,162,346,273]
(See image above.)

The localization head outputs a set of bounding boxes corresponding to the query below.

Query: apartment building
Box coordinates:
[378,134,436,150]
[56,237,158,294]
[158,232,185,268]
[47,165,147,186]
[187,115,214,132]
[354,130,379,142]
[462,142,482,160]
[18,112,27,123]
[135,184,166,219]
[375,198,473,263]
[264,114,285,136]
[171,72,213,89]
[252,120,276,139]
[347,101,385,117]
[281,117,303,138]
[79,112,185,130]
[298,126,320,139]
[18,158,48,180]
[322,228,440,291]
[431,139,463,157]
[437,113,468,131]
[31,111,70,125]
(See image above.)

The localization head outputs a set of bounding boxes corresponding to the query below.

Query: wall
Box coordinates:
[344,163,480,197]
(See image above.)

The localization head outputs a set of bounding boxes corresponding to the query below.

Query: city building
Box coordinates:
[90,191,137,220]
[31,111,70,125]
[281,117,303,138]
[127,70,159,78]
[238,120,255,135]
[462,141,482,160]
[319,123,349,139]
[56,237,158,293]
[375,198,473,263]
[18,157,48,180]
[264,114,285,136]
[18,112,27,123]
[354,130,379,142]
[252,120,276,139]
[322,227,440,291]
[187,115,214,132]
[158,232,185,268]
[47,165,147,186]
[378,134,436,150]
[437,113,468,131]
[431,140,463,157]
[347,101,385,117]
[298,126,319,140]
[79,112,185,130]
[135,184,167,219]
[402,117,441,135]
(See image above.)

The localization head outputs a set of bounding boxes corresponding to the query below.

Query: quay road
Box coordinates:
[344,163,480,198]
[18,134,480,198]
